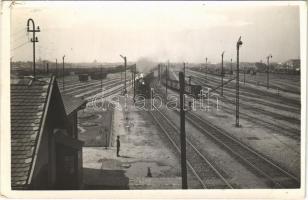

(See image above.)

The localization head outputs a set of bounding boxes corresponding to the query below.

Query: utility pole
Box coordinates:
[221,51,225,96]
[27,18,40,78]
[46,62,49,74]
[230,58,233,75]
[179,71,188,189]
[183,62,186,79]
[121,67,123,85]
[120,55,127,94]
[236,36,243,127]
[100,66,103,90]
[244,65,246,85]
[165,64,168,101]
[55,59,58,77]
[133,65,136,102]
[159,64,161,82]
[158,64,161,83]
[205,57,208,82]
[62,55,65,91]
[266,54,272,89]
[131,65,134,88]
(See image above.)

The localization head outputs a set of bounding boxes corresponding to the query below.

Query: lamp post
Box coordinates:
[62,55,65,91]
[236,36,243,127]
[120,55,127,94]
[266,54,272,89]
[221,51,225,96]
[27,18,40,78]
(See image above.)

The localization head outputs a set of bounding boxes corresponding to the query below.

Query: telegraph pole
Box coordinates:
[120,55,127,94]
[62,55,65,91]
[179,72,188,189]
[101,66,103,90]
[236,36,243,127]
[27,18,40,78]
[266,54,272,89]
[221,51,225,96]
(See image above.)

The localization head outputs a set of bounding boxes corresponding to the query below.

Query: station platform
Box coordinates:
[82,89,189,189]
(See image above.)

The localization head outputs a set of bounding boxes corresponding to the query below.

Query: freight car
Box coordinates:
[78,74,89,82]
[162,78,202,98]
[90,73,107,80]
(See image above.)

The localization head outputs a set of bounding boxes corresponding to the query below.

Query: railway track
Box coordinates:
[189,70,300,107]
[219,103,300,140]
[60,79,120,94]
[86,80,133,101]
[195,77,300,113]
[183,111,300,188]
[152,80,300,188]
[149,108,234,189]
[190,69,300,95]
[167,73,300,138]
[187,73,301,139]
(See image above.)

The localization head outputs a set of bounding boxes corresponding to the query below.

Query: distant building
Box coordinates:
[11,76,86,190]
[284,59,300,71]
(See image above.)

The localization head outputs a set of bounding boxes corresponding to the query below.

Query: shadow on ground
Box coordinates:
[83,168,129,190]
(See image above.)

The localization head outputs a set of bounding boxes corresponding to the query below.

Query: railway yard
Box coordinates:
[5,3,306,198]
[51,65,301,189]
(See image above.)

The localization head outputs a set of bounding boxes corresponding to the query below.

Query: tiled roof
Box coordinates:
[11,76,54,188]
[61,95,87,116]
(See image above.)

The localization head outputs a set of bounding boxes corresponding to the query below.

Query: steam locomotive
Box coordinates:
[135,72,154,98]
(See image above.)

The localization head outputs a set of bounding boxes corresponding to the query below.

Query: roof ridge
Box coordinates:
[26,75,55,186]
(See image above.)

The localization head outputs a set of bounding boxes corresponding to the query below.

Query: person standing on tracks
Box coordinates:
[116,136,120,157]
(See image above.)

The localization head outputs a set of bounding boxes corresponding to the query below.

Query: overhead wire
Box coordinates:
[12,32,29,43]
[11,41,29,52]
[10,27,27,37]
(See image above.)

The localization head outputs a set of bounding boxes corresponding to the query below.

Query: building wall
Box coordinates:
[67,112,78,139]
[30,124,53,189]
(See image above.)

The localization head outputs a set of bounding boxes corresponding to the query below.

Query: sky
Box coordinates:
[10,1,301,64]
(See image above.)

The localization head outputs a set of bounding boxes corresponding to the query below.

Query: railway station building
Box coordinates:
[11,76,86,190]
